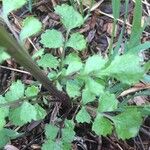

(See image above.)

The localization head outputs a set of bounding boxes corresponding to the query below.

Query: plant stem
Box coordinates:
[0,24,71,108]
[108,20,117,56]
[79,0,84,16]
[60,29,70,71]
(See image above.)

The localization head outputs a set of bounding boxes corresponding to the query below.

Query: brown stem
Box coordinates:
[0,24,71,109]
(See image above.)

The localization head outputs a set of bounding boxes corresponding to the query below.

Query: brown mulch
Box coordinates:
[0,0,150,150]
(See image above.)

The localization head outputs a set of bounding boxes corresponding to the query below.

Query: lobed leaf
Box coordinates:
[66,80,81,98]
[37,54,59,69]
[101,53,145,84]
[45,124,58,140]
[112,108,142,139]
[20,16,42,41]
[40,29,64,48]
[76,107,91,123]
[55,4,84,30]
[66,61,83,76]
[66,33,86,51]
[34,104,47,120]
[98,92,118,112]
[5,80,25,102]
[82,87,95,104]
[9,102,37,125]
[2,0,27,17]
[84,55,107,74]
[92,114,113,136]
[25,85,39,97]
[86,77,104,96]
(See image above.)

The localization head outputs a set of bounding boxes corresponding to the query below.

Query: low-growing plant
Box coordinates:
[0,0,150,149]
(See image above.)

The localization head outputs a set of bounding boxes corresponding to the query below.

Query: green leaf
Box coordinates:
[9,102,37,126]
[5,80,25,102]
[92,114,113,136]
[45,124,58,140]
[63,120,75,142]
[42,140,62,150]
[32,49,44,60]
[37,54,59,69]
[86,78,104,96]
[20,16,42,41]
[84,55,107,74]
[98,92,118,112]
[55,4,84,30]
[64,53,81,65]
[82,87,95,104]
[40,29,64,48]
[62,128,75,143]
[0,47,10,64]
[66,80,81,98]
[2,0,27,17]
[66,33,86,51]
[25,85,39,97]
[66,61,83,75]
[48,71,57,80]
[4,128,22,139]
[0,96,9,129]
[112,108,142,139]
[101,53,145,84]
[34,104,47,120]
[0,129,9,148]
[128,0,142,49]
[112,0,121,20]
[76,107,91,123]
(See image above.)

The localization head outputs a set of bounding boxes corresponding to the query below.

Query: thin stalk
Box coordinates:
[108,20,117,56]
[28,0,33,13]
[60,29,70,71]
[79,0,84,16]
[0,24,71,108]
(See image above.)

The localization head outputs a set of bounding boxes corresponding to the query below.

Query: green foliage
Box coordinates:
[76,107,91,123]
[112,0,121,20]
[42,120,75,149]
[0,128,22,148]
[98,92,118,112]
[84,55,107,74]
[5,80,25,102]
[1,1,150,149]
[9,101,37,125]
[112,108,142,139]
[92,114,113,136]
[20,16,42,41]
[32,48,44,59]
[0,47,10,64]
[45,124,58,140]
[82,87,95,104]
[0,96,9,129]
[66,80,81,98]
[37,54,59,69]
[128,0,142,48]
[86,77,104,96]
[25,85,39,97]
[66,33,86,51]
[2,0,27,17]
[66,61,83,75]
[40,29,64,48]
[55,4,84,30]
[101,53,145,84]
